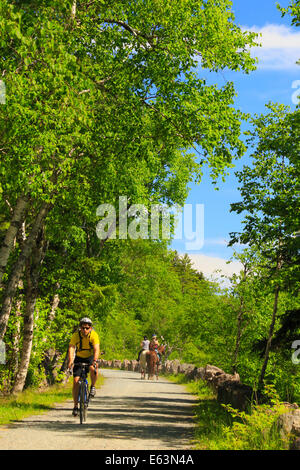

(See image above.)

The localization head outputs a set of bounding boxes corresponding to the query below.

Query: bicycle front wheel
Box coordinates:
[83,383,88,422]
[79,382,86,424]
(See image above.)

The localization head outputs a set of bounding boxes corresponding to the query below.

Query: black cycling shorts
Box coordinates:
[73,355,93,377]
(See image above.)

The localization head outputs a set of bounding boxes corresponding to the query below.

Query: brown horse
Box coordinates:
[146,344,165,380]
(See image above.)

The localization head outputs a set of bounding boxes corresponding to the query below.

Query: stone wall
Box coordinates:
[276,406,300,450]
[98,358,300,449]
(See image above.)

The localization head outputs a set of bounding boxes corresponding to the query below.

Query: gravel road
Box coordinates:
[0,369,198,450]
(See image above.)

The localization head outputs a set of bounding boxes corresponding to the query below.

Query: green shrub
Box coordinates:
[219,386,291,450]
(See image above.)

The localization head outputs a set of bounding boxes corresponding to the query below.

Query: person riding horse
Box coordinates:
[146,335,165,380]
[137,335,150,362]
[149,334,161,364]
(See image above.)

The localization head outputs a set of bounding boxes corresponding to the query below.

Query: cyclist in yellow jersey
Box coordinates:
[68,317,100,417]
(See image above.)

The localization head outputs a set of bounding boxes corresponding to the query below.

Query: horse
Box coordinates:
[139,350,149,379]
[146,344,165,380]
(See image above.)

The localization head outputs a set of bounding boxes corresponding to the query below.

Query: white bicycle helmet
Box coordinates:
[79,317,93,326]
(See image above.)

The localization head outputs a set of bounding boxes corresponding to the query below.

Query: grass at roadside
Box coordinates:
[166,374,289,450]
[0,374,104,426]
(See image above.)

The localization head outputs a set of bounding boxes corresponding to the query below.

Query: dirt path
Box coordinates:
[0,369,198,450]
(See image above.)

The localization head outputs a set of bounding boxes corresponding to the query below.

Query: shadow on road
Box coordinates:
[11,394,197,447]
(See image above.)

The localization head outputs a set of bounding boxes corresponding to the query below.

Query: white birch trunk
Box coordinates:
[49,292,60,322]
[0,202,50,341]
[71,0,76,19]
[10,284,23,379]
[0,195,29,287]
[11,230,46,394]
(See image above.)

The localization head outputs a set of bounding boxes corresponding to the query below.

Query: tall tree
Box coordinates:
[229,104,300,388]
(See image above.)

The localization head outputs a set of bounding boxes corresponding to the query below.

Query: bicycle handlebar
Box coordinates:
[68,351,105,373]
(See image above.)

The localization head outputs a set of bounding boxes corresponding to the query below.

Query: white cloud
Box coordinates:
[245,24,300,70]
[185,253,242,285]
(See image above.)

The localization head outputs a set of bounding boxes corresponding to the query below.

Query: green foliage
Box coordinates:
[183,376,292,450]
[220,386,291,450]
[230,104,300,289]
[278,0,300,28]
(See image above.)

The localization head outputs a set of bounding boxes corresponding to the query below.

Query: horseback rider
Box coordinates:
[137,335,150,361]
[150,334,161,364]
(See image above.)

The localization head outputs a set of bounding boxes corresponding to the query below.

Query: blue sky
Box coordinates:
[171,0,300,280]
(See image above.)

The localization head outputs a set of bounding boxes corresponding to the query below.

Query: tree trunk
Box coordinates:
[11,229,47,394]
[10,284,23,380]
[41,285,60,341]
[0,195,29,287]
[9,223,27,384]
[49,292,60,322]
[231,264,250,374]
[40,287,60,383]
[0,202,50,341]
[71,0,76,19]
[258,284,280,389]
[232,298,245,374]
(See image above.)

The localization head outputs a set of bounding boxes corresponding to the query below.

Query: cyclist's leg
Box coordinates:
[89,356,98,397]
[90,364,98,386]
[72,376,80,406]
[86,355,97,386]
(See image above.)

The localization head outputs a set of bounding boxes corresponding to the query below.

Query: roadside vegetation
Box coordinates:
[0,375,104,426]
[169,374,292,450]
[0,380,73,426]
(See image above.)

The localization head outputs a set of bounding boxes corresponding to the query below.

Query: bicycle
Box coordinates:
[77,363,90,424]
